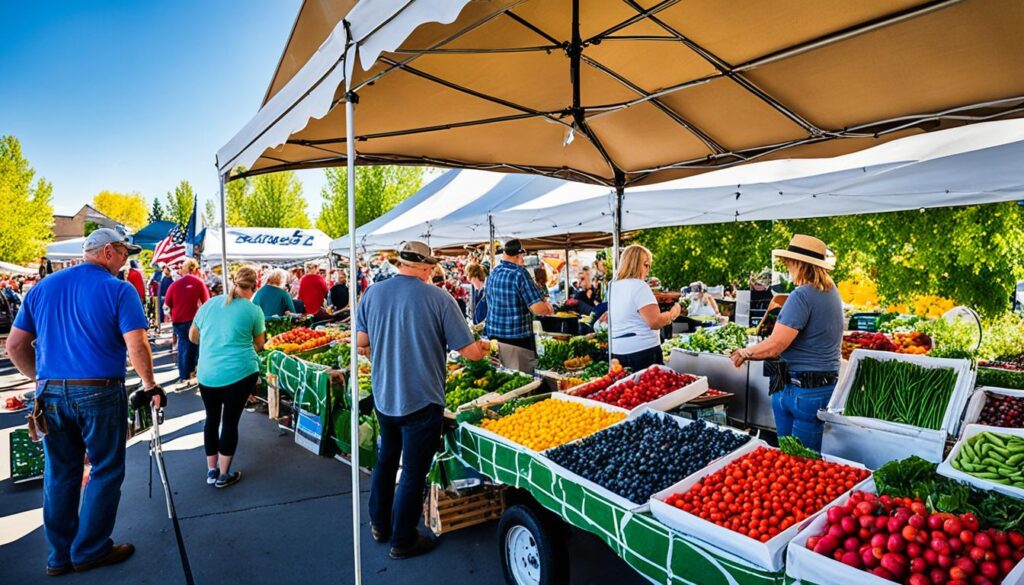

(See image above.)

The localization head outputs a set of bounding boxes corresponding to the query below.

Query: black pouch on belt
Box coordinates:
[763,359,789,395]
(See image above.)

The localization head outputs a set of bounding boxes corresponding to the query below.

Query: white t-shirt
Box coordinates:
[608,278,660,355]
[688,294,717,317]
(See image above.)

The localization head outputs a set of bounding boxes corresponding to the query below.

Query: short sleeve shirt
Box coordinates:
[484,261,544,339]
[164,274,209,323]
[298,274,329,315]
[608,278,660,355]
[192,295,266,387]
[253,285,295,318]
[356,275,475,417]
[13,263,149,380]
[777,285,844,372]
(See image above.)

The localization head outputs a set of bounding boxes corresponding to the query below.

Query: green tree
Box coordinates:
[236,171,310,228]
[317,166,424,238]
[203,199,218,228]
[93,190,147,230]
[148,198,165,223]
[0,135,54,264]
[165,180,195,228]
[224,171,252,227]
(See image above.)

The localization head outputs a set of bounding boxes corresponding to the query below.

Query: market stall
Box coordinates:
[215,1,1024,583]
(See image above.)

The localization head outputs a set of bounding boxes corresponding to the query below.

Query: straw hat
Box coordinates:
[773,234,835,270]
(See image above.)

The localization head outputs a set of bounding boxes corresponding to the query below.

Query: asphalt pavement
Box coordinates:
[0,338,647,585]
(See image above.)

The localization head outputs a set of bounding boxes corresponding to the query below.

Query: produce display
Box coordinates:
[878,314,926,334]
[537,336,603,372]
[266,327,334,354]
[842,332,932,359]
[799,490,1024,584]
[664,447,869,543]
[546,414,751,504]
[556,361,612,391]
[978,394,1024,428]
[558,376,587,391]
[844,358,958,430]
[873,457,1024,532]
[306,342,351,369]
[951,432,1024,489]
[478,398,625,451]
[662,323,749,355]
[570,365,629,398]
[444,359,533,411]
[689,388,729,402]
[977,362,1024,391]
[588,368,699,410]
[265,315,313,337]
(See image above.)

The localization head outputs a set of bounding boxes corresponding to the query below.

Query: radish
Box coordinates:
[880,552,908,578]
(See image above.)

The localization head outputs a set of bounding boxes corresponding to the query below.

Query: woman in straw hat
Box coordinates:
[730,235,843,451]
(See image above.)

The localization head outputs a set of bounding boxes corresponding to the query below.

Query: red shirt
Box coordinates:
[126,268,145,303]
[297,273,329,315]
[164,274,210,323]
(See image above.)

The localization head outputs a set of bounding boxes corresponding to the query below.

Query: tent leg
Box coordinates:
[564,237,571,305]
[609,184,623,363]
[217,174,229,279]
[345,91,362,585]
[488,215,496,268]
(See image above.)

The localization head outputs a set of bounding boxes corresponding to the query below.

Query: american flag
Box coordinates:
[152,225,186,267]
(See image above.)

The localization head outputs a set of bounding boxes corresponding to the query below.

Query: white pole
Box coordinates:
[563,237,570,305]
[346,92,362,585]
[218,175,229,279]
[488,214,496,268]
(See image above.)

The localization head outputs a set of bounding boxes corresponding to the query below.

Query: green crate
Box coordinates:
[10,429,44,482]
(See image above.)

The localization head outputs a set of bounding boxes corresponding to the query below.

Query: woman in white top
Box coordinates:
[686,281,720,318]
[608,245,681,371]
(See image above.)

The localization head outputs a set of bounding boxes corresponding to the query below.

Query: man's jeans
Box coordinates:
[39,381,128,568]
[369,404,443,548]
[172,321,198,382]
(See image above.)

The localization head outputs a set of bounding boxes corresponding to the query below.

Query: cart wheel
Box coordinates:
[498,504,569,585]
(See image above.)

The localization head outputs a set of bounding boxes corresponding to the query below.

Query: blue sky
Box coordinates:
[1,0,329,217]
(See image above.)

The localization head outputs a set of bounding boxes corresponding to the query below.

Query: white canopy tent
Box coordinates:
[202,228,332,263]
[332,168,608,253]
[45,237,87,261]
[0,261,36,276]
[496,119,1024,237]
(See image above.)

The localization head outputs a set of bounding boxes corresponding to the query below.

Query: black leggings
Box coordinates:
[199,373,258,457]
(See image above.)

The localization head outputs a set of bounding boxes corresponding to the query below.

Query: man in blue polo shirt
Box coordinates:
[6,229,163,577]
[484,239,554,356]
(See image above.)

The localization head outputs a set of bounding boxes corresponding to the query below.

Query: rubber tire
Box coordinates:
[498,504,570,585]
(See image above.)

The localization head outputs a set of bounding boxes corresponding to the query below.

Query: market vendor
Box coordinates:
[686,281,720,318]
[484,239,553,362]
[253,268,296,318]
[607,245,681,371]
[729,234,843,451]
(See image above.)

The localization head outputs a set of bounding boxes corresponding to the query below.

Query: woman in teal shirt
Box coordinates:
[252,268,296,318]
[189,265,265,488]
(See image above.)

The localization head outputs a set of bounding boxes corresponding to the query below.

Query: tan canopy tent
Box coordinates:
[218,2,1024,582]
[221,0,1024,189]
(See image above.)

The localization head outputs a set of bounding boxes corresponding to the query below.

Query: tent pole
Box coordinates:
[609,182,623,363]
[345,90,362,585]
[217,174,229,279]
[488,214,496,268]
[564,235,571,305]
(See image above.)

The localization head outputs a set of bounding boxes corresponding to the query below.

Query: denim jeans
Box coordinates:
[39,381,128,568]
[770,382,836,452]
[172,321,198,382]
[369,404,443,548]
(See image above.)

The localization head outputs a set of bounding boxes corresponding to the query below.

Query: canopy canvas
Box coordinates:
[0,261,37,276]
[130,220,177,251]
[45,237,87,260]
[202,227,332,263]
[331,168,608,252]
[219,0,1024,190]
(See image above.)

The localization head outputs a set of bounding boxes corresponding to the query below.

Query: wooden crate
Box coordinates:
[424,483,506,536]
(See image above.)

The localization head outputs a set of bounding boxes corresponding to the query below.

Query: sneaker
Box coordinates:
[73,543,135,573]
[389,534,436,560]
[215,471,242,488]
[206,469,218,485]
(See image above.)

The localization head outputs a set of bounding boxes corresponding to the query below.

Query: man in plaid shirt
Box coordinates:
[484,239,553,354]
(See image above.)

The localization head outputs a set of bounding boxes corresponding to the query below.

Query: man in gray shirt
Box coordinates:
[356,241,489,560]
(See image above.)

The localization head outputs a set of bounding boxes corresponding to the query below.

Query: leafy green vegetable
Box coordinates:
[977,366,1024,390]
[873,456,1024,531]
[778,436,821,460]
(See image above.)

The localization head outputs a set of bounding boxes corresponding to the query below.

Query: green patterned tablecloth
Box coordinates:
[450,424,787,585]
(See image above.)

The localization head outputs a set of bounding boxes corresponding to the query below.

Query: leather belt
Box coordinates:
[39,378,122,388]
